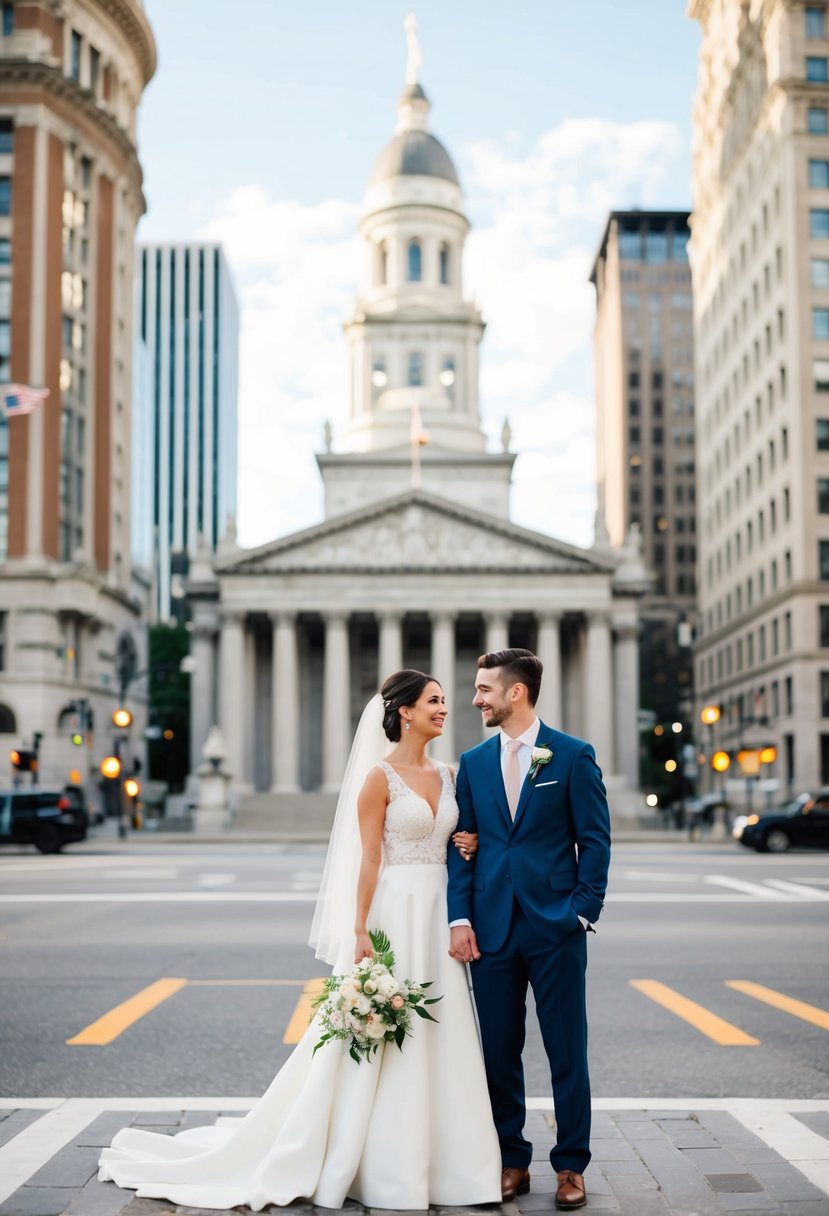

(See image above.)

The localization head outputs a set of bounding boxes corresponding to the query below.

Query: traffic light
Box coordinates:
[10,749,37,772]
[100,755,121,779]
[70,732,84,747]
[711,750,731,772]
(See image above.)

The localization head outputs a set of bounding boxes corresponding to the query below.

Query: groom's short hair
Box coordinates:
[478,648,542,707]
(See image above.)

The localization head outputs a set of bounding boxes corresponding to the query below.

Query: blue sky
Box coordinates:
[138,1,700,550]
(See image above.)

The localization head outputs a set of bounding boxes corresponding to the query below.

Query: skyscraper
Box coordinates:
[0,0,155,788]
[591,211,696,732]
[136,243,239,622]
[690,0,829,794]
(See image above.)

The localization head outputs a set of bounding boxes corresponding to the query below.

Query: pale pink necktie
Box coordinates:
[504,739,523,819]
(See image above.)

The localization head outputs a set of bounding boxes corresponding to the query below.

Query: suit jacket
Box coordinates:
[447,722,611,953]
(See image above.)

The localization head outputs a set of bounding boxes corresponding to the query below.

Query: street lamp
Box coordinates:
[700,704,721,727]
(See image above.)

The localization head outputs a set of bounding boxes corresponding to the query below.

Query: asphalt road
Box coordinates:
[1,837,827,1102]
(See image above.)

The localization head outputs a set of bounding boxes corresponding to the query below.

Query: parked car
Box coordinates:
[0,787,88,853]
[732,791,829,852]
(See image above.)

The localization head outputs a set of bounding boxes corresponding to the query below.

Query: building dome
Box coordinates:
[368,127,460,187]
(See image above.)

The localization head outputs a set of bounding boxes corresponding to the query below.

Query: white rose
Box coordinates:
[338,981,359,1004]
[531,745,552,763]
[363,979,378,995]
[365,1015,388,1040]
[376,974,399,998]
[354,994,371,1015]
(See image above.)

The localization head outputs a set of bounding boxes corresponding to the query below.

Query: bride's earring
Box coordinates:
[405,721,411,731]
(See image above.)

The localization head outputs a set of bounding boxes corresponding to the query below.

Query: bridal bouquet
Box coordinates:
[312,929,442,1063]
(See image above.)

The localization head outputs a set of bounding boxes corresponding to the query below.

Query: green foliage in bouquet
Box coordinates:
[311,929,442,1063]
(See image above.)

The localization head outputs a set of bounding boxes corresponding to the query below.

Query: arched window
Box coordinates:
[407,239,422,282]
[439,242,450,285]
[0,704,17,734]
[376,241,387,286]
[408,352,424,387]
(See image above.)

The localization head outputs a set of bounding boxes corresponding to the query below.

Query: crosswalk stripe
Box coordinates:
[726,981,829,1030]
[0,1103,98,1205]
[283,978,326,1044]
[763,879,829,899]
[67,978,188,1046]
[704,875,788,898]
[630,979,760,1045]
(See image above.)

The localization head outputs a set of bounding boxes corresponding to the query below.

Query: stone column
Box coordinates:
[584,612,614,772]
[270,612,300,793]
[536,612,562,728]
[430,612,456,761]
[378,611,404,684]
[613,620,640,787]
[219,610,247,790]
[189,622,217,775]
[322,612,351,792]
[485,611,510,655]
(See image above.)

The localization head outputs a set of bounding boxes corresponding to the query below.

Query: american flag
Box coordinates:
[2,384,50,417]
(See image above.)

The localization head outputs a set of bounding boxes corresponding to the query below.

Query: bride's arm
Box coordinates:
[353,767,387,962]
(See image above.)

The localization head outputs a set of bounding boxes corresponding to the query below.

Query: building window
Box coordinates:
[408,351,423,387]
[816,359,829,392]
[821,539,829,579]
[407,239,422,282]
[814,307,829,340]
[810,106,829,134]
[371,358,387,389]
[819,419,829,450]
[70,28,82,81]
[439,357,455,389]
[822,672,829,717]
[807,6,827,38]
[0,119,11,155]
[807,56,829,82]
[629,425,641,445]
[439,242,450,285]
[812,258,829,288]
[0,177,10,217]
[1,3,12,36]
[0,237,9,265]
[646,231,668,263]
[821,605,829,646]
[820,478,829,513]
[619,228,641,260]
[811,159,829,189]
[811,208,829,236]
[652,426,664,446]
[89,45,100,95]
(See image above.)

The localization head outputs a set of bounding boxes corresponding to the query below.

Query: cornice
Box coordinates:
[96,0,156,85]
[0,58,146,201]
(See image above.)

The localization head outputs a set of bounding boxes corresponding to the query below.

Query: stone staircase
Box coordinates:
[229,790,339,839]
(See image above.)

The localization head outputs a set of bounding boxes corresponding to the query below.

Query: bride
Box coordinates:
[98,669,502,1210]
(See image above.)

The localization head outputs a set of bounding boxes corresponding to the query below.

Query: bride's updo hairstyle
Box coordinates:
[380,669,440,742]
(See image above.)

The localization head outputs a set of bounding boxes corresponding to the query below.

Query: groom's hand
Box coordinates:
[449,925,481,964]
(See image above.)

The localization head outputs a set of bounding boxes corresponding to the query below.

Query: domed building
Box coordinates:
[188,26,646,826]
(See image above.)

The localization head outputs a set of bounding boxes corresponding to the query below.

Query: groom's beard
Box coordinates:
[481,704,511,728]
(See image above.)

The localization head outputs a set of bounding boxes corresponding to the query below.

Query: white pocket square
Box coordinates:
[535,780,559,787]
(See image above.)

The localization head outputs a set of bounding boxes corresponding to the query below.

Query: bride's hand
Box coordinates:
[452,831,478,862]
[354,931,374,964]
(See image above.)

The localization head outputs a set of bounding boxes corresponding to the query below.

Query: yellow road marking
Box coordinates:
[283,978,326,1044]
[188,979,309,986]
[630,980,760,1046]
[67,978,188,1046]
[726,981,829,1030]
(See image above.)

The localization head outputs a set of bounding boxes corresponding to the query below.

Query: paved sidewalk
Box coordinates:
[1,1102,827,1216]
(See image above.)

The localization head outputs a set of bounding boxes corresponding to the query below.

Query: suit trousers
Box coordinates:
[470,900,591,1174]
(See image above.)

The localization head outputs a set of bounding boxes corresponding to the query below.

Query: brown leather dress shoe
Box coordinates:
[555,1169,586,1209]
[501,1166,531,1201]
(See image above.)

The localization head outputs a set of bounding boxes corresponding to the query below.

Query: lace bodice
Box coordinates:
[377,760,458,865]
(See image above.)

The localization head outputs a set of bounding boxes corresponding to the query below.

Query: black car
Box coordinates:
[0,787,88,853]
[733,791,829,852]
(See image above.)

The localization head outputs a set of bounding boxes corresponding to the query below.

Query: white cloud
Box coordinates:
[198,117,683,551]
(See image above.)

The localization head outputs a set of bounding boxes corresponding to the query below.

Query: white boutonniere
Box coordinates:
[528,745,553,781]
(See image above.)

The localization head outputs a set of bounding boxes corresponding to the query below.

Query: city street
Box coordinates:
[0,837,827,1214]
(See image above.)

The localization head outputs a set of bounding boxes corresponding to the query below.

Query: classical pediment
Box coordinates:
[218,490,615,577]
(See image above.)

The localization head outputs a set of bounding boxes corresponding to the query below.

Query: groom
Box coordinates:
[447,648,611,1212]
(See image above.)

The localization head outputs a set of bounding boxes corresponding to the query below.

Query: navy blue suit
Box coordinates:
[447,723,611,1174]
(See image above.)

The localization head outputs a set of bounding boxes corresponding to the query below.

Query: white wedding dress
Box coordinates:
[98,760,502,1211]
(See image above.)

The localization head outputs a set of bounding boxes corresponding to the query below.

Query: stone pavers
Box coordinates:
[0,1105,826,1216]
